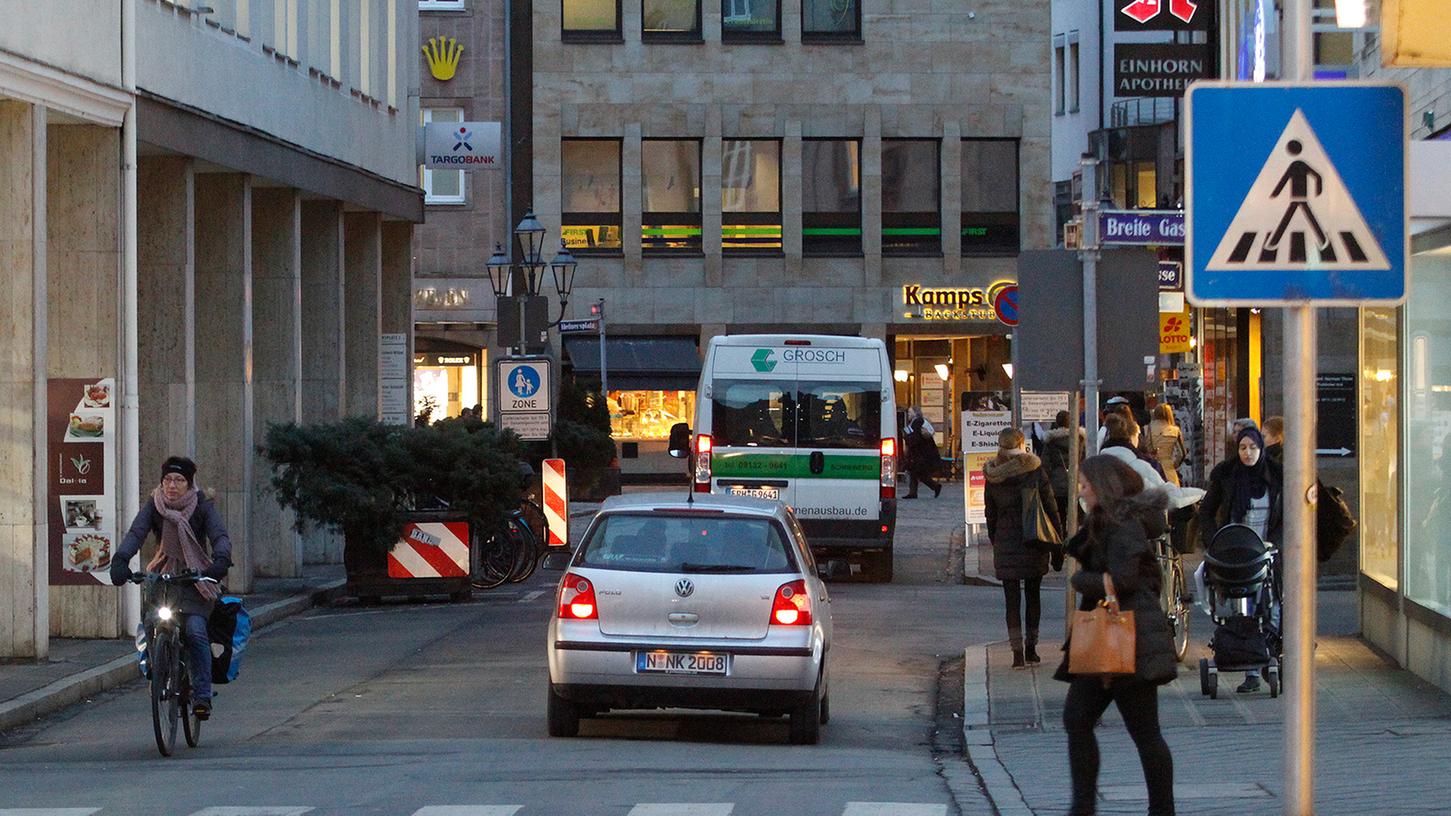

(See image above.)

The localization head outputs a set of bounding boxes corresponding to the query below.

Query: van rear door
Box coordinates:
[789,347,885,542]
[705,345,800,508]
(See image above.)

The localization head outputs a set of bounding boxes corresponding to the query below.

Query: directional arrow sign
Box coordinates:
[1315,447,1352,457]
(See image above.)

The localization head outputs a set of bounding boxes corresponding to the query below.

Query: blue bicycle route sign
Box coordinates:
[1186,82,1407,306]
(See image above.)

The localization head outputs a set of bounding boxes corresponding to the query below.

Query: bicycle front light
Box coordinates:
[156,606,173,622]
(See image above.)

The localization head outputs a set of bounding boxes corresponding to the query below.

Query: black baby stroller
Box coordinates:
[1197,523,1282,699]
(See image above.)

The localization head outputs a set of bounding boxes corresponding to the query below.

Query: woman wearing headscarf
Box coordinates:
[110,456,233,720]
[1198,426,1283,692]
[984,428,1061,668]
[1058,455,1177,816]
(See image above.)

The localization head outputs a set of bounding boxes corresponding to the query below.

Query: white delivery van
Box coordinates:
[669,335,899,581]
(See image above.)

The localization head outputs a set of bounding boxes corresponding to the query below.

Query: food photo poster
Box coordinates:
[48,378,117,586]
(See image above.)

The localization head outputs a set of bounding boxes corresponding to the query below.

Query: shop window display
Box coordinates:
[609,390,696,441]
[1404,254,1451,612]
[1359,306,1399,590]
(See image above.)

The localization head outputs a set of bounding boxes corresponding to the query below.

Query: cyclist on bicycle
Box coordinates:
[110,456,233,720]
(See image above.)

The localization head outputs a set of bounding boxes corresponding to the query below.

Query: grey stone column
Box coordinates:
[863,109,882,288]
[380,220,415,424]
[194,174,254,594]
[622,124,643,287]
[0,101,47,658]
[250,188,303,578]
[344,212,382,419]
[942,121,962,275]
[300,201,347,564]
[782,119,803,277]
[137,157,196,495]
[702,108,723,288]
[47,123,123,638]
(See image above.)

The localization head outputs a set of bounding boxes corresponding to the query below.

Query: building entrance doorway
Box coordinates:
[891,334,1013,473]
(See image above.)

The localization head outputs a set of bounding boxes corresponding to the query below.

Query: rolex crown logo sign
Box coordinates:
[422,37,463,81]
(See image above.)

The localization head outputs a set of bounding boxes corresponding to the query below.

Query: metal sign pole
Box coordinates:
[598,299,608,400]
[1281,2,1317,814]
[1079,153,1102,455]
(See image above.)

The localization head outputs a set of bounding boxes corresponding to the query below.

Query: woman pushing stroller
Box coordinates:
[1198,426,1284,693]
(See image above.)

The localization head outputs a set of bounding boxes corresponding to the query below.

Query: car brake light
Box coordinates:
[879,437,896,500]
[770,579,812,626]
[558,573,598,620]
[694,434,713,493]
[784,339,812,346]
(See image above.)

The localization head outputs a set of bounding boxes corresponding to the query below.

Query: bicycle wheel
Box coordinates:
[1170,559,1191,661]
[470,526,517,590]
[507,516,541,583]
[181,659,201,748]
[520,498,551,548]
[150,636,179,757]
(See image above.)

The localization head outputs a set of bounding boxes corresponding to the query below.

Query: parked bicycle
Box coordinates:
[470,476,552,590]
[1153,534,1192,662]
[129,570,218,756]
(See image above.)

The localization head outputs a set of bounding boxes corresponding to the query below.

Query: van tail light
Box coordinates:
[558,573,599,620]
[879,437,897,500]
[770,579,813,626]
[694,434,713,493]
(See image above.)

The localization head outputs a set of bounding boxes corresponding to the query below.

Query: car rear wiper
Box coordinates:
[679,563,755,573]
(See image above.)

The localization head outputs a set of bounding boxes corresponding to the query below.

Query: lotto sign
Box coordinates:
[388,522,470,579]
[1160,311,1192,353]
[542,458,569,547]
[1186,82,1407,305]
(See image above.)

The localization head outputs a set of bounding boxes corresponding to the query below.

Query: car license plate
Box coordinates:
[636,651,729,675]
[729,486,779,501]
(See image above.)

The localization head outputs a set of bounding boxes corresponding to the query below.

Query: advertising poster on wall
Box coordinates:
[962,409,1013,527]
[48,378,117,586]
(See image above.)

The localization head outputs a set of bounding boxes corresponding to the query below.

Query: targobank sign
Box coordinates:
[423,121,502,170]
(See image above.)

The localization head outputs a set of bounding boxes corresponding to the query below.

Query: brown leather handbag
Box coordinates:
[1068,573,1137,676]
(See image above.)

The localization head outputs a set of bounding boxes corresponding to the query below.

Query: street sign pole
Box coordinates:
[1282,2,1317,814]
[597,299,608,401]
[1078,153,1102,455]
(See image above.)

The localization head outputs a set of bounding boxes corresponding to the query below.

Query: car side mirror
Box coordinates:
[541,550,574,571]
[817,559,850,580]
[668,423,692,459]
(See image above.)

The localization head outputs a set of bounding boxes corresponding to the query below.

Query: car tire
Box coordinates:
[789,679,823,745]
[819,676,831,725]
[547,685,580,738]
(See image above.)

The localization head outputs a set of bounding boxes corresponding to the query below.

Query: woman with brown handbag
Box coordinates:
[1056,455,1178,816]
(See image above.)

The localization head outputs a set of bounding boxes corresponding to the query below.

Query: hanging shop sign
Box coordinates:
[423,121,501,170]
[1116,0,1211,31]
[1114,44,1213,98]
[422,36,464,81]
[47,378,117,586]
[1100,210,1186,246]
[900,281,1018,325]
[1159,310,1193,353]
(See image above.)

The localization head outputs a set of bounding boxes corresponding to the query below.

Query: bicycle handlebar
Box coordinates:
[128,570,220,586]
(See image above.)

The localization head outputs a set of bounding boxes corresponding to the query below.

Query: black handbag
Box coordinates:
[1022,483,1062,550]
[1316,479,1357,563]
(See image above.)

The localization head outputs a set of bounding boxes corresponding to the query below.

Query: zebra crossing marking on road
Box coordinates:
[626,806,733,816]
[520,590,545,602]
[186,809,313,816]
[1206,110,1387,272]
[3,804,949,815]
[411,808,524,815]
[0,810,100,816]
[842,805,948,816]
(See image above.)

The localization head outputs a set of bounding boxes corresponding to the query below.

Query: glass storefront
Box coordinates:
[1403,252,1451,612]
[414,350,484,422]
[1359,306,1400,590]
[608,389,696,440]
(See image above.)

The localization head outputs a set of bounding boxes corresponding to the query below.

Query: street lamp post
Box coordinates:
[485,210,580,355]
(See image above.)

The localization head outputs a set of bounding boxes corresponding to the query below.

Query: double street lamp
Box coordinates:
[486,209,578,353]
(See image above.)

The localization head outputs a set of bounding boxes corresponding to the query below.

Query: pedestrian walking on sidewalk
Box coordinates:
[984,428,1061,668]
[1145,404,1187,487]
[902,406,942,499]
[1044,410,1084,525]
[1058,455,1177,816]
[1262,416,1284,466]
[110,456,233,720]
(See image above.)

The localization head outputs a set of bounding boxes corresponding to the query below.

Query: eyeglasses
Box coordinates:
[161,475,189,485]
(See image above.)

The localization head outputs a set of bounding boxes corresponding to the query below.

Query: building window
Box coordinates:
[881,139,940,255]
[564,0,621,39]
[1360,306,1399,591]
[642,139,702,254]
[1053,35,1065,116]
[562,138,623,253]
[1402,252,1451,611]
[961,139,1019,255]
[1067,35,1081,113]
[610,390,697,440]
[419,0,466,9]
[644,0,701,39]
[722,0,781,41]
[802,139,861,256]
[802,0,859,40]
[421,108,465,205]
[722,139,782,255]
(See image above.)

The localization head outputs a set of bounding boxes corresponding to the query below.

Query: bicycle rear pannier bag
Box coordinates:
[208,596,251,684]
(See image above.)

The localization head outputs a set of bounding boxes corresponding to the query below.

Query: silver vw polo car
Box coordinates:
[546,492,834,744]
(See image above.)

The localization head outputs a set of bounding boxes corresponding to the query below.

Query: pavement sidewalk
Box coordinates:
[0,563,346,734]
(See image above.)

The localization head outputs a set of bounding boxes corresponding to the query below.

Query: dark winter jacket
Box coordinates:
[904,416,942,474]
[1055,488,1178,685]
[1198,456,1284,546]
[115,494,233,616]
[1043,427,1084,498]
[983,452,1061,581]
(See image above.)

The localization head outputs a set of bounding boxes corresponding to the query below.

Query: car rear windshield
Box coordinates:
[712,378,881,449]
[579,513,797,574]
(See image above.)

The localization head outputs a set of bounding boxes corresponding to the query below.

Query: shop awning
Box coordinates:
[563,336,702,391]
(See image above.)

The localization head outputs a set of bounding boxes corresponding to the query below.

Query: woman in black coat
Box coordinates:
[984,428,1061,668]
[1057,454,1177,816]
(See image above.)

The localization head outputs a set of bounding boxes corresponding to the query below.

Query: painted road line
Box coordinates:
[410,808,524,816]
[521,590,545,602]
[187,809,315,816]
[627,806,733,816]
[0,810,100,816]
[842,805,949,816]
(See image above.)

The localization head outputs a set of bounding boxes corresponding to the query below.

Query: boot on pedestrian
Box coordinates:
[1024,635,1041,665]
[1011,642,1026,669]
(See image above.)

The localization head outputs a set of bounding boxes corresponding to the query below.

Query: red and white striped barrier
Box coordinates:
[542,458,569,547]
[387,521,470,579]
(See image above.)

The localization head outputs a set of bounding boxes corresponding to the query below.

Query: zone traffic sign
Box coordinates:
[1186,82,1407,306]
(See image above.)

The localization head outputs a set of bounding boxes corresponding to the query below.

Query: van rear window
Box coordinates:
[580,513,796,573]
[712,379,881,449]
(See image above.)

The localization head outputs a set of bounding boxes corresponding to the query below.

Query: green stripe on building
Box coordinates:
[642,227,704,237]
[722,226,783,236]
[712,451,879,480]
[802,227,863,236]
[881,227,942,236]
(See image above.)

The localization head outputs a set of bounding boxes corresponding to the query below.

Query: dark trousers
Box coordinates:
[1063,676,1175,816]
[1002,577,1042,649]
[183,613,213,704]
[906,468,940,496]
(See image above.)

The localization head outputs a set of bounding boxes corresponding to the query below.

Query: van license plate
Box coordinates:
[637,651,729,675]
[728,486,779,501]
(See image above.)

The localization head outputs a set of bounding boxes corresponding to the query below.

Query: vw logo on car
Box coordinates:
[674,579,695,598]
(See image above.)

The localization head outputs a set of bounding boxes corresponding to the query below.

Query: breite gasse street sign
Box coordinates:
[1186,82,1407,306]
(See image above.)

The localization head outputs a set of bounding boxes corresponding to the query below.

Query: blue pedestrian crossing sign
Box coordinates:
[1186,82,1407,306]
